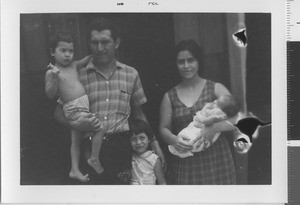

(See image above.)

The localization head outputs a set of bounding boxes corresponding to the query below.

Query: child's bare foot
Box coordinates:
[87,158,104,174]
[69,170,89,182]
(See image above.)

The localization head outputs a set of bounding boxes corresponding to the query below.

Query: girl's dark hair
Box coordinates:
[87,18,120,41]
[174,39,204,71]
[129,119,154,141]
[48,32,74,52]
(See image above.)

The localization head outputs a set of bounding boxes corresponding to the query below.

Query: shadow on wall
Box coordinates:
[20,69,69,184]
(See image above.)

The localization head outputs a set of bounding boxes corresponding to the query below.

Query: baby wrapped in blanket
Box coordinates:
[169,95,240,158]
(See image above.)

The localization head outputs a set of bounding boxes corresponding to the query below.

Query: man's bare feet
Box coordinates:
[87,157,104,174]
[69,170,89,182]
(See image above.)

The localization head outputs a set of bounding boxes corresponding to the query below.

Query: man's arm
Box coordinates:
[131,104,166,168]
[74,55,92,70]
[54,104,101,132]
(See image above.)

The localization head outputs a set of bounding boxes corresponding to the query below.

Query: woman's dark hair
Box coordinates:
[48,32,74,52]
[129,119,154,141]
[174,39,204,71]
[87,18,120,41]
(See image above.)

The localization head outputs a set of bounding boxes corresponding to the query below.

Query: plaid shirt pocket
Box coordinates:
[118,90,131,114]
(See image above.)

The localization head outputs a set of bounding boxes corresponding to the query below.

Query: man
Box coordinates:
[54,18,165,184]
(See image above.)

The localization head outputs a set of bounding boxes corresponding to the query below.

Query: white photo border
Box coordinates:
[1,0,287,203]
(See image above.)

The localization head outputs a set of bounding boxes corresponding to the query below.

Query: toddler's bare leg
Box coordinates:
[83,131,93,139]
[69,130,89,182]
[87,129,104,174]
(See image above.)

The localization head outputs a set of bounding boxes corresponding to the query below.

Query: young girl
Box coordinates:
[45,32,104,182]
[129,119,166,185]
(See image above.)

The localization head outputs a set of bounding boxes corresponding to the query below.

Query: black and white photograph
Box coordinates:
[20,12,272,186]
[1,0,287,204]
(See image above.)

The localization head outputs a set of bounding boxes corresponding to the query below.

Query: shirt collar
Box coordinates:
[135,150,153,159]
[86,58,123,71]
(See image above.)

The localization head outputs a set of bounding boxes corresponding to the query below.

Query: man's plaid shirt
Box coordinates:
[78,60,147,134]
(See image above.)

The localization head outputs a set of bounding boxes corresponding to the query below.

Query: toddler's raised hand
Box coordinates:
[47,63,60,77]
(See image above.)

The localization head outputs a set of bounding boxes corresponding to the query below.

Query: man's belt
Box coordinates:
[103,131,131,141]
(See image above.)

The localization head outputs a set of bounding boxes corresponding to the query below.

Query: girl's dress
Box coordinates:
[131,150,158,185]
[166,80,236,184]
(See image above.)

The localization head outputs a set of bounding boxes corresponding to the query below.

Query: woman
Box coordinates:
[159,39,238,184]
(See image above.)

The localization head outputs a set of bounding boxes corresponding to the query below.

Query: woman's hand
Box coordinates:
[173,135,193,153]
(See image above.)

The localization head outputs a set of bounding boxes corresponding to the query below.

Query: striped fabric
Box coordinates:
[78,60,147,134]
[166,80,236,185]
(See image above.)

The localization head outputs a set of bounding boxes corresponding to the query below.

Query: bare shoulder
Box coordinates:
[161,91,171,105]
[45,68,52,75]
[214,82,231,97]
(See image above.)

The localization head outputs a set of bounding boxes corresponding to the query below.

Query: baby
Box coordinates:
[45,32,104,182]
[169,95,240,158]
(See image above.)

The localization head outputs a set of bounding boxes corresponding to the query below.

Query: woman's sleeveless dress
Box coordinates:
[166,80,236,185]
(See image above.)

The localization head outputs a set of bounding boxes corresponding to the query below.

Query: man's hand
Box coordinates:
[69,112,102,132]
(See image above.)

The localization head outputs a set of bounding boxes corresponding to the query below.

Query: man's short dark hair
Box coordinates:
[87,18,120,41]
[48,32,74,51]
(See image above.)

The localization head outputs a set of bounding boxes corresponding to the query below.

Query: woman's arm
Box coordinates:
[159,93,177,145]
[214,82,239,132]
[45,68,59,99]
[149,139,165,167]
[154,158,167,185]
[159,93,193,153]
[200,82,238,141]
[214,82,231,97]
[200,115,237,145]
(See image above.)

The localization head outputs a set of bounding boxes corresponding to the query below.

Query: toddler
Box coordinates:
[129,119,166,185]
[45,32,104,182]
[169,95,240,158]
